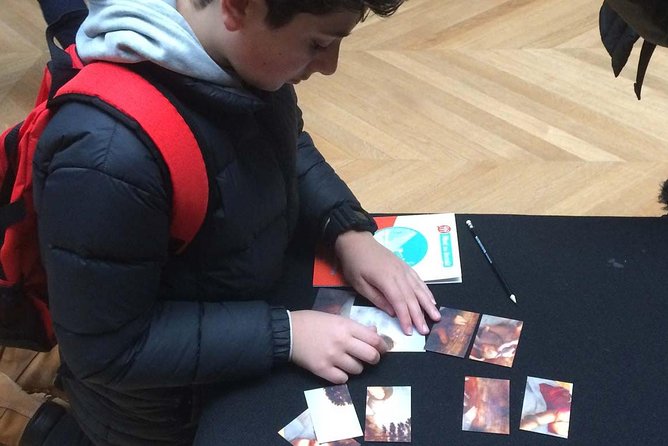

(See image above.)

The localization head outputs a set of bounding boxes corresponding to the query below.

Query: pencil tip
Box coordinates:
[510,294,517,304]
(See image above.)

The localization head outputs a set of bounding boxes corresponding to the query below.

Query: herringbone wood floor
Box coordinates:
[2,0,667,216]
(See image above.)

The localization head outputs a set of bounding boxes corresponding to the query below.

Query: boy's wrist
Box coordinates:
[322,205,377,246]
[333,229,374,256]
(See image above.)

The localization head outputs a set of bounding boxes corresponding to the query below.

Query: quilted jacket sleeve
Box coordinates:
[33,102,290,390]
[294,107,374,246]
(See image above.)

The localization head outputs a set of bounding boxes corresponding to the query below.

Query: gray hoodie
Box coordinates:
[76,0,240,86]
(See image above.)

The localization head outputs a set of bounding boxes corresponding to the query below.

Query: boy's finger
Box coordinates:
[337,354,364,375]
[347,338,383,364]
[357,280,395,317]
[409,273,440,321]
[388,298,412,335]
[323,368,349,385]
[351,322,386,351]
[390,280,420,335]
[418,289,441,321]
[408,267,435,304]
[406,295,429,335]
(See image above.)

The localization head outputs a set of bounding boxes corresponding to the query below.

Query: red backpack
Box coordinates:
[0,13,208,352]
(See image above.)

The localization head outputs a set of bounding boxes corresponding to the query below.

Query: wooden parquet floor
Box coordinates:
[2,0,667,216]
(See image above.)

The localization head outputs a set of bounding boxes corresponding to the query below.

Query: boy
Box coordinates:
[24,0,441,444]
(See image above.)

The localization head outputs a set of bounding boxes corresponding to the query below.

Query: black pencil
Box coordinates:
[465,219,517,304]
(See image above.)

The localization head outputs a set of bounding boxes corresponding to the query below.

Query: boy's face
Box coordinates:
[222,4,361,91]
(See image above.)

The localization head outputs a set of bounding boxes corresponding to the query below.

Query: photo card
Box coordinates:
[425,307,480,357]
[469,314,523,367]
[520,376,573,439]
[278,408,362,446]
[304,385,362,443]
[364,386,412,442]
[278,409,317,445]
[312,288,356,317]
[349,306,424,352]
[462,376,510,435]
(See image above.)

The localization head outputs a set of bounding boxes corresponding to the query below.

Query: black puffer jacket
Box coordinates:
[32,64,369,445]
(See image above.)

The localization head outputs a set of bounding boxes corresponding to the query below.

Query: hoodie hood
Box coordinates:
[76,0,240,87]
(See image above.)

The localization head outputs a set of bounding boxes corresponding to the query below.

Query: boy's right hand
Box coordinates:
[290,310,388,384]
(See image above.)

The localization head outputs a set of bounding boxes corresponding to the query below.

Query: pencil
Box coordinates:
[465,220,517,304]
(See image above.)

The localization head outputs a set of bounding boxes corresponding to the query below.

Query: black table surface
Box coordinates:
[200,214,668,445]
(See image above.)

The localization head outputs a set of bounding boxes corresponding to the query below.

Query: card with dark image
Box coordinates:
[425,307,480,357]
[312,288,356,317]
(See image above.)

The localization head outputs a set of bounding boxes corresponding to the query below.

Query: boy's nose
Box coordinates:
[313,42,341,76]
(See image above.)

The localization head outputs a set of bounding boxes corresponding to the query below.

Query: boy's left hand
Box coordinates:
[334,230,441,335]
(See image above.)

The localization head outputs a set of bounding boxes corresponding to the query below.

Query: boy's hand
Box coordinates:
[334,230,441,335]
[290,310,388,384]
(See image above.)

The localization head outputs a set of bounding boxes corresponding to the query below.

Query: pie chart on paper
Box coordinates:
[373,226,428,267]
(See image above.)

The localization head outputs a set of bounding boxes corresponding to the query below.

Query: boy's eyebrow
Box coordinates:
[322,30,352,38]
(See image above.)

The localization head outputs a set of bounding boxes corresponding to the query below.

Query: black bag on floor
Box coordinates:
[599,0,668,99]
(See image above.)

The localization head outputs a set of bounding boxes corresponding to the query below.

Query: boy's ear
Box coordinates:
[221,0,251,31]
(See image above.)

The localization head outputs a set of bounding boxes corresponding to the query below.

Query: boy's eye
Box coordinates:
[311,41,328,51]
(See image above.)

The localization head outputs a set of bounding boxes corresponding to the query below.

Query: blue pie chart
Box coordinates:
[374,226,428,266]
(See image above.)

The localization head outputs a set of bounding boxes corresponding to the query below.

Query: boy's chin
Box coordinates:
[243,75,305,91]
[248,80,290,92]
[288,75,311,86]
[243,72,311,91]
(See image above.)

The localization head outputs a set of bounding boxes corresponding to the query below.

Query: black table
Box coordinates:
[198,214,668,445]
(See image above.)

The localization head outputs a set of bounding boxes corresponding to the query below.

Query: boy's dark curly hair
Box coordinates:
[659,179,668,210]
[193,0,405,27]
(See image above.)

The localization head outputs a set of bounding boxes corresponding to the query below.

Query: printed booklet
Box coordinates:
[313,213,462,286]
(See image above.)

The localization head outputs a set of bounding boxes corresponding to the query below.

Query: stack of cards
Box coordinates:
[279,385,362,445]
[279,385,413,445]
[313,289,425,353]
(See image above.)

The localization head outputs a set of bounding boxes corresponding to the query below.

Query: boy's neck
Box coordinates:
[176,0,233,69]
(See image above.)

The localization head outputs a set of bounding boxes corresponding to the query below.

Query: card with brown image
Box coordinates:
[462,376,510,435]
[469,315,523,367]
[425,307,480,357]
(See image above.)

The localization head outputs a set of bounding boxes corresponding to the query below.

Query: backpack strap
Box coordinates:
[55,62,208,253]
[35,9,88,105]
[633,39,657,100]
[0,125,27,231]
